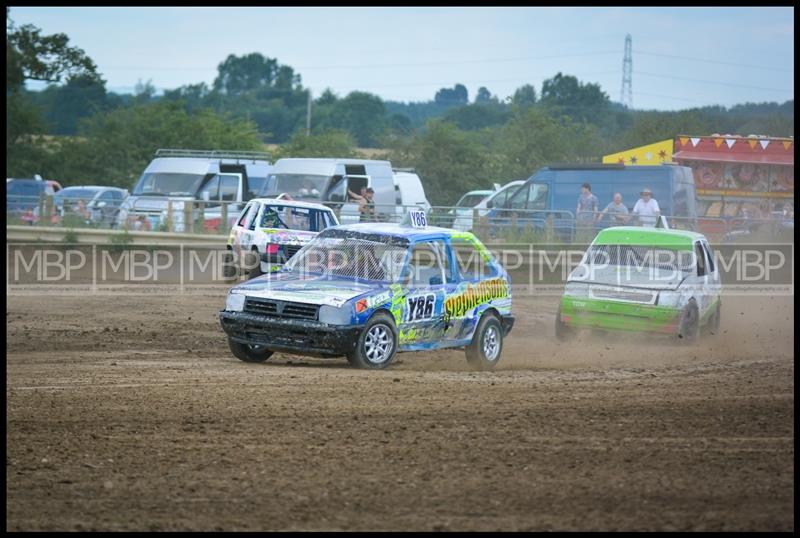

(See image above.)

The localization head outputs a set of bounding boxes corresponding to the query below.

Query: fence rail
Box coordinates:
[7,194,794,245]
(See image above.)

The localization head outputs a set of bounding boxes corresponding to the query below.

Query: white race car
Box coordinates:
[227,198,339,279]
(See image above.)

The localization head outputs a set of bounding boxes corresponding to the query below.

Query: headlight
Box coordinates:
[657,290,682,308]
[564,282,590,298]
[319,304,353,325]
[225,292,246,312]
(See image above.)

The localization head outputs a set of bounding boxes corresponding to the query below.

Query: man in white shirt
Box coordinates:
[632,188,661,227]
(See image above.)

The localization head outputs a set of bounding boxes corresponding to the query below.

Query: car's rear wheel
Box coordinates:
[706,300,721,335]
[347,312,398,369]
[466,313,504,371]
[555,304,574,341]
[677,300,700,344]
[223,248,238,279]
[228,338,273,363]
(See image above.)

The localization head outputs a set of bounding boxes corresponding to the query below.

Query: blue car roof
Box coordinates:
[332,222,460,241]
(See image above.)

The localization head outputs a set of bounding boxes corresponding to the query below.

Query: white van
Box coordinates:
[259,158,430,224]
[116,149,272,232]
[392,168,432,220]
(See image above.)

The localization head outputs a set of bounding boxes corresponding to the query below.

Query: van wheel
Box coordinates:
[466,313,503,371]
[228,339,273,363]
[677,300,700,344]
[247,248,263,280]
[555,304,574,342]
[347,312,398,369]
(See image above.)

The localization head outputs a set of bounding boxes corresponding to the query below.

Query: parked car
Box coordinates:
[451,180,524,232]
[116,149,272,232]
[219,212,514,369]
[489,164,698,240]
[50,186,129,227]
[556,226,721,343]
[6,178,56,223]
[447,189,495,231]
[227,198,340,279]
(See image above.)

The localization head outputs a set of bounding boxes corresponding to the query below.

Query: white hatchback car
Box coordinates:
[227,198,339,279]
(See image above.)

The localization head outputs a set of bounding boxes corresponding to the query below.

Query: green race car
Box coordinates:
[556,227,721,343]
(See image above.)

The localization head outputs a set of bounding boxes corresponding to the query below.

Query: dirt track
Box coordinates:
[6,292,794,531]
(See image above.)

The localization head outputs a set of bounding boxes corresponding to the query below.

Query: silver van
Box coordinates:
[116,149,272,232]
[259,158,430,224]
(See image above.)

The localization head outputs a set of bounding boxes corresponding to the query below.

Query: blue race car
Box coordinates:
[219,213,514,369]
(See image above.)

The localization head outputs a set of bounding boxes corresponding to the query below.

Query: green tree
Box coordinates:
[213,52,301,95]
[491,106,603,179]
[399,120,491,205]
[46,101,263,188]
[6,8,101,177]
[275,129,360,159]
[434,84,469,106]
[6,8,99,91]
[443,102,510,131]
[540,72,611,125]
[511,84,537,107]
[475,86,496,104]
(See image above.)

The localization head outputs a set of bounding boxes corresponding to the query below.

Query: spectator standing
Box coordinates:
[597,192,629,225]
[632,188,661,227]
[576,182,599,241]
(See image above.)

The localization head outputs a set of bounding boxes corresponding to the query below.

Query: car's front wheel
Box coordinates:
[228,338,273,363]
[554,304,574,342]
[347,312,398,369]
[247,248,264,280]
[466,313,504,370]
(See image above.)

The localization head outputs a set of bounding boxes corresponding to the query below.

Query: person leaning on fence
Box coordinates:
[632,188,661,227]
[597,192,629,225]
[357,188,377,222]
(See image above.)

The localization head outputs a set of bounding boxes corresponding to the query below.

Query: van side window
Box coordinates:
[695,242,707,277]
[219,174,239,202]
[528,183,548,210]
[198,176,220,201]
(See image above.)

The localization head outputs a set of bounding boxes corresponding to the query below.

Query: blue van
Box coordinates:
[487,164,698,239]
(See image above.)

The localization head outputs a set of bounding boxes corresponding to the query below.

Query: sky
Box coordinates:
[9,6,795,111]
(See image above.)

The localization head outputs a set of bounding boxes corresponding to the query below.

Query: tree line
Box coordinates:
[7,9,794,205]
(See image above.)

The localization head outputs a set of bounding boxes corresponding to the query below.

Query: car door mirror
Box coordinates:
[96,201,107,208]
[486,199,494,209]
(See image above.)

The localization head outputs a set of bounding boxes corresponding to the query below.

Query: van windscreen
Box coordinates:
[132,173,206,196]
[260,174,329,200]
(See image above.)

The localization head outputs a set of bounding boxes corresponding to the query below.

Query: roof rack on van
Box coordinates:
[155,148,272,162]
[547,163,625,170]
[393,167,416,173]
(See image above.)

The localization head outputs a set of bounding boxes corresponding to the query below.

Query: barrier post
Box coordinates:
[220,203,228,234]
[198,201,205,233]
[545,213,554,243]
[184,201,193,234]
[44,195,53,227]
[38,194,45,226]
[166,203,174,233]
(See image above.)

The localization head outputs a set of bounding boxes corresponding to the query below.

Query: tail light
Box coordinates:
[265,243,279,254]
